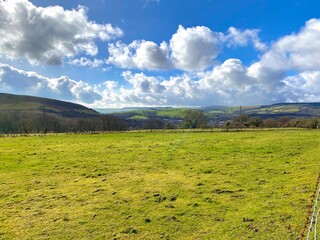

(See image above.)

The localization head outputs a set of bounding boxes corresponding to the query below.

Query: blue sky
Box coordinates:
[0,0,320,108]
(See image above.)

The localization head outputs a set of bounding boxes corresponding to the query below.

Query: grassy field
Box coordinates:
[128,115,149,120]
[156,108,187,118]
[1,130,320,239]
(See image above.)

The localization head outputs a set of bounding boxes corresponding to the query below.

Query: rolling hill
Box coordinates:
[2,93,320,131]
[0,93,129,134]
[0,93,99,118]
[205,103,320,120]
[105,103,320,125]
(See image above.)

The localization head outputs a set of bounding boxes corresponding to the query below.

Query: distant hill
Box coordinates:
[204,103,320,120]
[0,93,129,134]
[0,93,99,118]
[2,92,320,131]
[104,103,320,124]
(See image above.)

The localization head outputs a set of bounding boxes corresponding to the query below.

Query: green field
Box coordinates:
[128,115,149,120]
[156,108,187,118]
[1,130,320,239]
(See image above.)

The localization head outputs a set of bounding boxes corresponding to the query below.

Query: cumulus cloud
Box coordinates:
[1,58,319,109]
[170,25,223,71]
[0,0,123,65]
[107,25,268,72]
[226,27,267,51]
[107,40,171,70]
[107,42,136,69]
[271,18,320,71]
[122,71,165,93]
[2,18,320,107]
[281,71,320,102]
[107,25,223,72]
[247,18,320,91]
[68,57,104,68]
[93,58,283,107]
[0,64,102,103]
[105,16,320,106]
[200,59,253,90]
[102,31,320,107]
[134,41,170,70]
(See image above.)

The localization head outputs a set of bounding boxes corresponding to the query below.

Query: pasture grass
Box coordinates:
[1,130,320,239]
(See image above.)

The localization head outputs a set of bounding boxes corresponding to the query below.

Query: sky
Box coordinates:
[0,0,320,108]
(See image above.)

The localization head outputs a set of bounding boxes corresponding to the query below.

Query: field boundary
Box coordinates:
[300,173,320,239]
[0,127,312,138]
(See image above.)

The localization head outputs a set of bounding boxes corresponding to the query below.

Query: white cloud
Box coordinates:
[2,17,320,108]
[95,58,281,107]
[98,52,320,107]
[107,25,268,72]
[251,18,320,73]
[122,71,165,93]
[281,71,320,102]
[134,41,171,70]
[107,40,170,70]
[226,27,267,51]
[107,25,223,72]
[107,41,136,69]
[272,18,320,71]
[170,25,223,71]
[201,58,253,89]
[68,57,104,68]
[0,0,123,65]
[1,57,320,109]
[247,18,320,91]
[0,63,102,103]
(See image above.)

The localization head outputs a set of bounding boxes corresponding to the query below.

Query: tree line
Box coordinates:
[0,109,319,134]
[0,110,127,134]
[143,110,320,130]
[227,115,320,129]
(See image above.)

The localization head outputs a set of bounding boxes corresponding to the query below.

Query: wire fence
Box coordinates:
[300,174,320,239]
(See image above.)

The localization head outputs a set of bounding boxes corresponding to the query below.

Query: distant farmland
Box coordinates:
[1,130,320,239]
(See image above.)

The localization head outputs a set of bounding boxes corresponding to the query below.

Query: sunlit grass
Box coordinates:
[128,115,149,120]
[0,130,319,239]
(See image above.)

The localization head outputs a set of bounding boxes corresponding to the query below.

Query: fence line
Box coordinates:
[301,173,320,239]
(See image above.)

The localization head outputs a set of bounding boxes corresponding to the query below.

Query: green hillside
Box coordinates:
[0,93,99,118]
[203,103,320,120]
[2,93,320,131]
[110,103,320,123]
